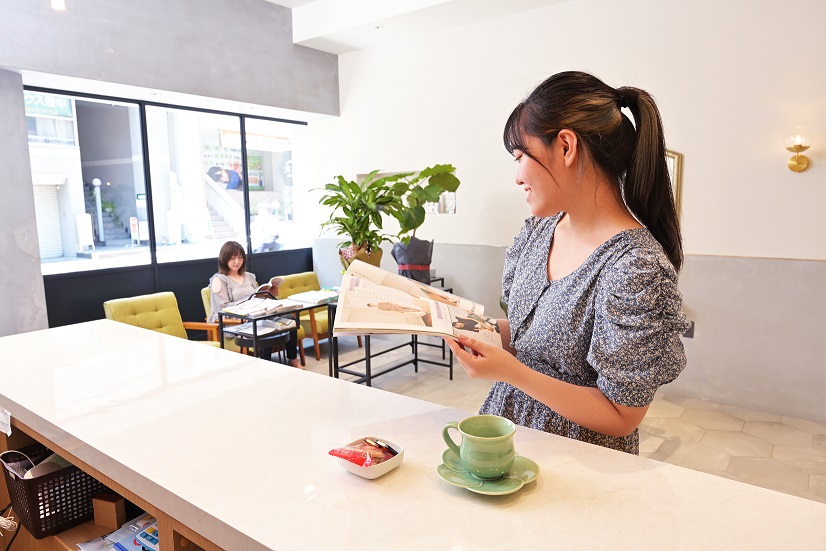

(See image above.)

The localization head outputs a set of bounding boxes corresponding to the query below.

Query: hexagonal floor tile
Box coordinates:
[743,421,813,447]
[681,409,745,431]
[726,457,811,495]
[640,417,705,442]
[780,416,826,435]
[718,404,781,423]
[638,429,665,454]
[648,439,730,473]
[810,474,826,501]
[662,394,724,411]
[644,397,684,419]
[772,445,826,472]
[702,430,773,458]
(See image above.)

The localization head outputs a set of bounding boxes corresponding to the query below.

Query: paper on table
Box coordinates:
[227,318,295,336]
[223,297,292,316]
[289,289,339,305]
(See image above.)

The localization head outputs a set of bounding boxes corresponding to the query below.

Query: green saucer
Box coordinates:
[437,448,539,495]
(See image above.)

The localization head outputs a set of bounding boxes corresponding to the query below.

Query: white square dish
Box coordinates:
[333,438,404,479]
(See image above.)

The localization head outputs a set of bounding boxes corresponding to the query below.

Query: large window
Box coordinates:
[145,107,246,263]
[26,88,309,275]
[26,91,150,275]
[245,118,303,253]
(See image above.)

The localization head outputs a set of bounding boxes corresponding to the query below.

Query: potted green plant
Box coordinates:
[381,164,460,242]
[382,164,460,282]
[318,164,460,271]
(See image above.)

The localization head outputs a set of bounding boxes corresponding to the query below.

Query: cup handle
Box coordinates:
[442,421,461,457]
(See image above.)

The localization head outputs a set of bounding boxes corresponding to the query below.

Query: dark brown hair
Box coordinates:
[504,71,683,271]
[217,241,246,275]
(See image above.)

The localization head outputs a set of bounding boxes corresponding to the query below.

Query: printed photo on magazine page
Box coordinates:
[343,260,485,314]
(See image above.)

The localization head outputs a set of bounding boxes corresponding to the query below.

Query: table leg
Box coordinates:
[218,315,225,349]
[330,335,337,377]
[364,336,371,387]
[412,334,419,373]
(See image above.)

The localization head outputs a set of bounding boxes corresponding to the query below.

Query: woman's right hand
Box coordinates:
[445,334,525,383]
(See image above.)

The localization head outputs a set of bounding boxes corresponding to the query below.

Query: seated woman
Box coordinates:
[208,240,302,369]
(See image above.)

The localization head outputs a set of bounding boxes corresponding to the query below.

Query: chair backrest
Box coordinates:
[103,291,188,340]
[199,286,242,351]
[200,287,211,320]
[276,272,320,299]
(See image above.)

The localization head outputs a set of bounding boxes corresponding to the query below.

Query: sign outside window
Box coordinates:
[23,92,74,118]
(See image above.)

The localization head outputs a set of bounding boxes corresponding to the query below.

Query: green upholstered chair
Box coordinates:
[200,287,306,365]
[103,291,221,347]
[276,272,330,361]
[200,286,242,353]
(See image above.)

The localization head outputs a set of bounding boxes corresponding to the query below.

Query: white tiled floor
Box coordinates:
[294,334,826,504]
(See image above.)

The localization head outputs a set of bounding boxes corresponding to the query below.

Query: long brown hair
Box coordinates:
[217,241,247,275]
[504,71,683,271]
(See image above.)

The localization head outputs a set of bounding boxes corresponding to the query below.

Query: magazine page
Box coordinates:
[333,275,451,337]
[333,274,503,348]
[344,260,485,314]
[443,305,503,347]
[256,276,285,295]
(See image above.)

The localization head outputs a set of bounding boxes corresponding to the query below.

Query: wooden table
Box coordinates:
[0,320,824,550]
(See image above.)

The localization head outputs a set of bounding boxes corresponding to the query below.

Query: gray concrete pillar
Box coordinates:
[0,69,48,335]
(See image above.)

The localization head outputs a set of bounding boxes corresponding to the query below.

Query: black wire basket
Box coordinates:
[1,443,108,539]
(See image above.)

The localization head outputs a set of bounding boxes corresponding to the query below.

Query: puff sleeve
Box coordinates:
[502,217,538,303]
[587,249,690,407]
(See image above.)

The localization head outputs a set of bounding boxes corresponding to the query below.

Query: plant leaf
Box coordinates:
[428,172,460,192]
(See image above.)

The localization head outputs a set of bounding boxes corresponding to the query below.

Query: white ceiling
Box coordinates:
[264,0,569,54]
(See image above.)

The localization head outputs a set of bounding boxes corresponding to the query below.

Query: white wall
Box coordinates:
[308,0,826,261]
[304,0,826,420]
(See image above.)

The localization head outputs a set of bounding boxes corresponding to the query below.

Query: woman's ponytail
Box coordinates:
[618,87,683,271]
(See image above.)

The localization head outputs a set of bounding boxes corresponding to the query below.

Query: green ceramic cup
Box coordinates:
[442,415,516,480]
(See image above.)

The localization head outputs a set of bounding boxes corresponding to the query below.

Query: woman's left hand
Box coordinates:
[445,334,523,382]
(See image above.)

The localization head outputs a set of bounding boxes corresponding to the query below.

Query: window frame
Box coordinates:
[24,85,309,278]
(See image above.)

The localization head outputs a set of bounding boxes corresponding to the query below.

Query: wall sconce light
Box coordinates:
[51,0,66,10]
[784,127,812,173]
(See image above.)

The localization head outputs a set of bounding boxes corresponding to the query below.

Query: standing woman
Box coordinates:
[446,71,689,454]
[209,241,303,369]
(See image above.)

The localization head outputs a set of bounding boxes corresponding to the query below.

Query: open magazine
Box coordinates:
[333,260,502,348]
[221,276,296,317]
[256,276,286,295]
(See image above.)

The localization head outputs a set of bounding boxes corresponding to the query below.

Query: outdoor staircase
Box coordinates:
[83,187,131,247]
[208,205,238,240]
[82,187,238,245]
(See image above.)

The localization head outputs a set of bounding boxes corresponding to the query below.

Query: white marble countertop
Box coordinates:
[1,319,823,550]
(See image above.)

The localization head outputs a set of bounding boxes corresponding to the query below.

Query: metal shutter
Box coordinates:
[33,185,64,259]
